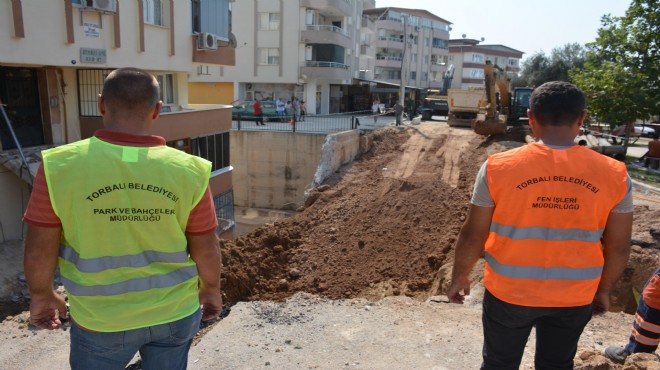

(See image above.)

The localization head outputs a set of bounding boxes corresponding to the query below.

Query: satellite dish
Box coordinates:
[462,34,466,38]
[228,32,238,48]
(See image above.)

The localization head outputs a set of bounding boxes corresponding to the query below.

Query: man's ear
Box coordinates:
[577,110,587,128]
[97,94,106,116]
[151,101,163,120]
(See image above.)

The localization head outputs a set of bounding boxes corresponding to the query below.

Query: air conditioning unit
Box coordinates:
[85,0,117,13]
[197,32,218,50]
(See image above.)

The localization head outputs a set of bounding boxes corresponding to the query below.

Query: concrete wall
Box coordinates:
[0,166,29,242]
[231,130,360,210]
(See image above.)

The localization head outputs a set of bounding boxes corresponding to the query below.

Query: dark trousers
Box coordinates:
[255,114,264,126]
[481,290,592,370]
[625,267,660,354]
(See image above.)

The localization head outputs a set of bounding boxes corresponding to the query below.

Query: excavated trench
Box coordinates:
[2,125,658,323]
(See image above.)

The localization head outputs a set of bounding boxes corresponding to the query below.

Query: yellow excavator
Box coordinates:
[473,60,510,135]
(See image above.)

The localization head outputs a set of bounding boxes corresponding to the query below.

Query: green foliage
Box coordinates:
[515,43,586,88]
[570,0,659,126]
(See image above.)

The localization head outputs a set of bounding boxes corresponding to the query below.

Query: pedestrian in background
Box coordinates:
[372,99,380,123]
[23,68,222,370]
[276,97,285,122]
[293,97,301,121]
[253,98,264,126]
[394,100,403,126]
[300,100,306,121]
[604,267,660,363]
[285,100,294,120]
[448,81,633,369]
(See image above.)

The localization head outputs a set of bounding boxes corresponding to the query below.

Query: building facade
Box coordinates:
[0,0,237,240]
[448,38,523,89]
[363,7,452,91]
[189,0,375,115]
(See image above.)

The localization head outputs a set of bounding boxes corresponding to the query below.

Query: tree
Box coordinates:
[513,43,586,88]
[570,0,659,126]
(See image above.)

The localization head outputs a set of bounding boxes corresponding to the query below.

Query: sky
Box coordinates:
[374,0,631,59]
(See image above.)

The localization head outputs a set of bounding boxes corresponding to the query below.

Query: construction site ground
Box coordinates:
[0,122,659,369]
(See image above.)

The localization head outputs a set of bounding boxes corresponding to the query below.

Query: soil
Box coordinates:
[1,123,659,369]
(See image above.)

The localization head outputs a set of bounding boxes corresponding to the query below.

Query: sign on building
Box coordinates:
[80,48,107,64]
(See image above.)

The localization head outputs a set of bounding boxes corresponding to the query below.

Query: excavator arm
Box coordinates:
[474,61,510,135]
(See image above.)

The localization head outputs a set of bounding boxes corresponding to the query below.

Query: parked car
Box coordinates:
[634,125,658,138]
[232,100,278,121]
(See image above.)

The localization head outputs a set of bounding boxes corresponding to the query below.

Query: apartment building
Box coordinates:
[0,0,237,240]
[190,0,375,115]
[448,38,523,89]
[363,7,452,94]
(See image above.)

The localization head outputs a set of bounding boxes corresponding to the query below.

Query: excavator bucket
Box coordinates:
[473,113,507,135]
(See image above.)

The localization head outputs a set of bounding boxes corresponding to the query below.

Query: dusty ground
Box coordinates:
[1,122,659,369]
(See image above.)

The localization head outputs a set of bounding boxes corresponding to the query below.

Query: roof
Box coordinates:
[476,44,525,55]
[448,39,525,55]
[364,7,452,25]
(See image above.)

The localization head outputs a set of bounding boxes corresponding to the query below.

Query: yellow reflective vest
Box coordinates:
[43,137,211,331]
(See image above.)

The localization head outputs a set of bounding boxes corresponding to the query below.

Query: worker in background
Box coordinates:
[447,81,633,369]
[23,68,222,370]
[604,267,660,363]
[394,100,404,126]
[253,98,264,126]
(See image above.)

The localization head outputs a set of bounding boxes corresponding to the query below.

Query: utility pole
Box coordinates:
[399,14,407,104]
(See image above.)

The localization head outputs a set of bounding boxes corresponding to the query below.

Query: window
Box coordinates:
[192,132,230,172]
[77,69,114,117]
[508,58,519,66]
[471,54,484,63]
[258,48,280,65]
[410,71,416,80]
[156,74,175,105]
[214,189,235,234]
[411,54,417,63]
[425,37,429,47]
[423,55,429,64]
[259,13,280,30]
[421,72,428,81]
[191,0,230,40]
[143,0,163,26]
[469,69,484,79]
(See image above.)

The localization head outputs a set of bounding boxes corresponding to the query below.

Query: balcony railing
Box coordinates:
[305,24,350,37]
[305,61,349,69]
[378,36,403,43]
[376,55,402,61]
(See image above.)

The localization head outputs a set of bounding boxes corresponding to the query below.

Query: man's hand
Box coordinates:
[29,292,67,330]
[447,275,471,304]
[199,286,222,321]
[592,290,610,316]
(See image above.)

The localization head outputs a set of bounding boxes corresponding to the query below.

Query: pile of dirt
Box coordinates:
[219,125,660,313]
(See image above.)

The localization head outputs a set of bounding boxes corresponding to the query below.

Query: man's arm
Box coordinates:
[188,231,222,321]
[592,211,632,315]
[24,225,67,329]
[447,205,494,303]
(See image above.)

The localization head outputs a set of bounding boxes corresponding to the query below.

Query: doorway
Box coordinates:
[0,67,44,150]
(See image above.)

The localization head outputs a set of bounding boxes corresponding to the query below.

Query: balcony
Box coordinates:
[300,0,353,16]
[430,63,445,72]
[376,19,404,31]
[375,55,403,69]
[376,36,404,50]
[80,105,233,140]
[301,25,352,49]
[192,35,236,66]
[300,61,351,80]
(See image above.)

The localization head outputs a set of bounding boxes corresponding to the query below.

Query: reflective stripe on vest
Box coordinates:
[484,251,603,281]
[60,244,189,273]
[484,144,627,307]
[490,222,604,243]
[61,265,198,296]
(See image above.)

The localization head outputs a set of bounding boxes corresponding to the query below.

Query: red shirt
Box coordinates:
[253,101,263,115]
[23,130,218,235]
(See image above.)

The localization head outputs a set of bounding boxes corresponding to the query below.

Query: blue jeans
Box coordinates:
[70,309,201,370]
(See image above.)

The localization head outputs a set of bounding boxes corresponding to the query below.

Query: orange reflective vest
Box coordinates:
[484,143,628,307]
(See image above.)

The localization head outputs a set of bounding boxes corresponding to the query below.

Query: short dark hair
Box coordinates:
[101,68,159,116]
[529,81,586,126]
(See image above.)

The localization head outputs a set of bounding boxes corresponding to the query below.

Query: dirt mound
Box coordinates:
[220,124,660,312]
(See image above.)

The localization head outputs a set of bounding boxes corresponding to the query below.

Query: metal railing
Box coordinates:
[376,55,403,61]
[305,25,350,37]
[304,61,349,69]
[232,112,379,133]
[378,36,403,43]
